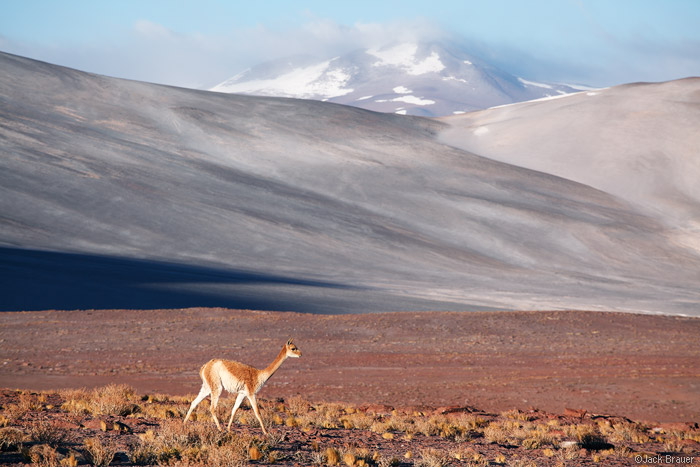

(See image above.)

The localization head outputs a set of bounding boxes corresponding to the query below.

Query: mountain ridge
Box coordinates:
[1,51,699,315]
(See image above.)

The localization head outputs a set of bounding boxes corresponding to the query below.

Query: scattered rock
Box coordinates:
[435,405,476,415]
[112,421,131,433]
[362,404,394,415]
[564,408,587,419]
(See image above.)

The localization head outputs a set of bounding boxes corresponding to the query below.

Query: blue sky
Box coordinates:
[1,0,699,88]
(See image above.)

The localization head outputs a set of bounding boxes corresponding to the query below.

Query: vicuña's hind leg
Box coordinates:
[184,384,210,423]
[227,393,246,431]
[209,382,223,430]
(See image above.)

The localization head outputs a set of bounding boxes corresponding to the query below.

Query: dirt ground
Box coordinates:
[1,308,699,424]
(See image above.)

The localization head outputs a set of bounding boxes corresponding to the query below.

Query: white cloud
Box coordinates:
[2,16,699,90]
[0,17,452,89]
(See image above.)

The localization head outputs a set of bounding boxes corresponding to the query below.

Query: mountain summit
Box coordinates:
[211,42,583,116]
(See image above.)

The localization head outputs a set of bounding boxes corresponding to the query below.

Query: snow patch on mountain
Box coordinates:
[211,41,586,117]
[518,77,553,89]
[377,95,436,105]
[211,59,353,99]
[366,43,446,75]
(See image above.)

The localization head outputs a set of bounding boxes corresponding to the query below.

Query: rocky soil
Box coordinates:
[0,387,698,466]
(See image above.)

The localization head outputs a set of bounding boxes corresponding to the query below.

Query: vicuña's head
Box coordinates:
[285,338,302,358]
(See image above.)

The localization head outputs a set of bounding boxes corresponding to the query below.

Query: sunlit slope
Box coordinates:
[1,52,699,314]
[439,79,700,247]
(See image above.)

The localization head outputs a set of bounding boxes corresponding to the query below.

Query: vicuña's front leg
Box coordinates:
[227,393,246,431]
[248,394,268,435]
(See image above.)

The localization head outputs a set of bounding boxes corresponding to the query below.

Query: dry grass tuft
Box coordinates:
[27,444,59,467]
[3,399,32,424]
[83,437,116,467]
[602,421,650,444]
[287,395,311,416]
[0,427,25,452]
[91,384,139,416]
[29,418,67,447]
[415,448,451,467]
[324,446,340,465]
[565,423,608,449]
[58,389,92,415]
[129,418,266,466]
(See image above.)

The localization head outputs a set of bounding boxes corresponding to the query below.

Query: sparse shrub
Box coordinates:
[132,419,263,466]
[129,442,157,465]
[92,384,139,416]
[606,421,650,444]
[450,444,483,463]
[207,443,248,467]
[29,418,67,447]
[614,445,632,458]
[83,437,116,467]
[484,421,512,445]
[415,448,450,467]
[370,420,389,434]
[385,414,416,434]
[377,456,399,467]
[249,444,263,461]
[0,426,25,451]
[565,423,608,449]
[3,402,30,424]
[19,392,43,411]
[286,395,310,416]
[266,429,285,448]
[311,450,326,465]
[268,449,283,463]
[345,412,375,430]
[28,444,59,467]
[325,446,340,465]
[285,415,300,427]
[59,389,92,416]
[60,452,79,467]
[306,402,343,429]
[140,400,182,420]
[521,424,555,449]
[502,409,532,421]
[342,450,356,466]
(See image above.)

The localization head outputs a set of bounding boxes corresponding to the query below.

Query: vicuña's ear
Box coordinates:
[287,338,294,345]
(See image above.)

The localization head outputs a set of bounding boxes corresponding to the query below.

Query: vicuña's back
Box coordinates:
[184,338,302,434]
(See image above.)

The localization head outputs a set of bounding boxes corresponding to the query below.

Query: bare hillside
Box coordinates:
[1,52,699,314]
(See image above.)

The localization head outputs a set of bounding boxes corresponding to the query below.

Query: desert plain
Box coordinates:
[2,308,698,423]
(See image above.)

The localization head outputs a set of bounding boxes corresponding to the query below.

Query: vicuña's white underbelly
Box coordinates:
[216,362,247,393]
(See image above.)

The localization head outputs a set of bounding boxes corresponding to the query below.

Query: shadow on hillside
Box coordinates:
[0,247,365,313]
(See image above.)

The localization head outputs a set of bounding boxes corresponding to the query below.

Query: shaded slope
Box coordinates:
[1,52,699,314]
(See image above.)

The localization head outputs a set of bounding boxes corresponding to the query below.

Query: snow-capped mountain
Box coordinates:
[211,42,584,116]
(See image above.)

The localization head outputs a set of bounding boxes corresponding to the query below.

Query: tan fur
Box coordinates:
[184,339,301,434]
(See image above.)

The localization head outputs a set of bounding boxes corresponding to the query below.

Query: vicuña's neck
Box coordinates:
[261,346,287,383]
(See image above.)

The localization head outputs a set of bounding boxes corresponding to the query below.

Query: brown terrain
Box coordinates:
[1,309,699,466]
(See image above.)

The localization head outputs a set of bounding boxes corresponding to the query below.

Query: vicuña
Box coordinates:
[184,338,302,434]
